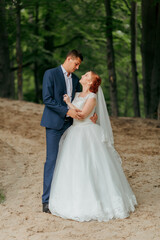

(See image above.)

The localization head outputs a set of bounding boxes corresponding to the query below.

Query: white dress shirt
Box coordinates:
[61,65,73,102]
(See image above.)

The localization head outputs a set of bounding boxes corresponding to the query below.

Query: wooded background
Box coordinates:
[0,0,160,118]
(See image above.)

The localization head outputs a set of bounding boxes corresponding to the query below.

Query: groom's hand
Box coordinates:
[90,113,98,124]
[67,109,83,120]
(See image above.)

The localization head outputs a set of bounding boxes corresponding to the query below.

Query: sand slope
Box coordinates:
[0,98,160,240]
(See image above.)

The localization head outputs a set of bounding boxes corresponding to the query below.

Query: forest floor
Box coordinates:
[0,98,160,240]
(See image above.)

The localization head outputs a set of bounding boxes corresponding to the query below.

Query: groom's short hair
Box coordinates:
[66,49,83,61]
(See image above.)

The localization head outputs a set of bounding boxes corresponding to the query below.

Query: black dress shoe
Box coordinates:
[43,203,51,214]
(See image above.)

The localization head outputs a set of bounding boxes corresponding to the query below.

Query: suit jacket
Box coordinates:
[41,66,81,130]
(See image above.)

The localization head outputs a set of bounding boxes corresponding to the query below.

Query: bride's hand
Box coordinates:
[63,94,70,104]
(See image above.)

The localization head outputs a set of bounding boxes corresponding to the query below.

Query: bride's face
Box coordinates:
[80,72,92,86]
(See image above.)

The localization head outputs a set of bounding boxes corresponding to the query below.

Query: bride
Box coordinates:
[49,71,137,222]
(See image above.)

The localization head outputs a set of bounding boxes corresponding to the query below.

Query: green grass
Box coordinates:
[0,190,5,203]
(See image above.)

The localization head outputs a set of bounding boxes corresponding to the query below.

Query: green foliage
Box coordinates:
[6,0,144,116]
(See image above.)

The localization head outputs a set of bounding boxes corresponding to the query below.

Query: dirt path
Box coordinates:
[0,98,160,240]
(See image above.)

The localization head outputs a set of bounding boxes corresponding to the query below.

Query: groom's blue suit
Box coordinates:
[41,66,81,203]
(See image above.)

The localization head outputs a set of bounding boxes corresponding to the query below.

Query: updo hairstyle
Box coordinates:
[89,72,102,93]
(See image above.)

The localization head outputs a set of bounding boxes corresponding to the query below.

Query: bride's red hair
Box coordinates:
[89,72,101,93]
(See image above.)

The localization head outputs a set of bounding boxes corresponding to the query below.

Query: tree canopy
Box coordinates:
[0,0,159,118]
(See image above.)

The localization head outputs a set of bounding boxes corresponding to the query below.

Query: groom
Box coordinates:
[41,50,84,213]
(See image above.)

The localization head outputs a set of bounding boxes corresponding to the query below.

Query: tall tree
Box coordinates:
[130,1,140,117]
[15,0,23,100]
[104,0,119,116]
[34,2,40,103]
[149,2,160,119]
[0,0,12,98]
[141,0,160,118]
[43,1,55,69]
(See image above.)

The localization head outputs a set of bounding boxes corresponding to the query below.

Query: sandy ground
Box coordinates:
[0,98,160,240]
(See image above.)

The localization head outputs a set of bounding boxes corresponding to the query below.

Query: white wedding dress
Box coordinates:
[49,91,137,222]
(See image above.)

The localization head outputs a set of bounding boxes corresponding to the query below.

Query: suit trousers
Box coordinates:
[42,120,72,203]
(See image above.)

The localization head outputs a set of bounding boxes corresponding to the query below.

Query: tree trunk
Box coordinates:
[158,98,160,121]
[130,1,140,117]
[149,3,160,118]
[10,60,15,98]
[16,0,23,100]
[0,0,12,98]
[141,0,160,118]
[123,71,130,117]
[104,0,119,116]
[34,3,40,103]
[44,1,55,69]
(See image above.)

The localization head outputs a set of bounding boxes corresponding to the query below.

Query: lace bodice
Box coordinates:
[72,92,97,126]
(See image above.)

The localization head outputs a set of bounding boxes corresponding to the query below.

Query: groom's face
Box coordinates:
[67,57,82,73]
